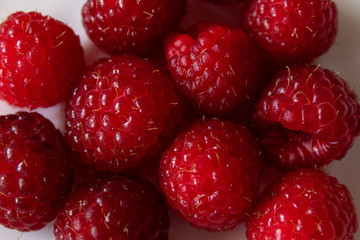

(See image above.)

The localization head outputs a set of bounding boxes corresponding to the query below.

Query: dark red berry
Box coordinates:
[247,169,358,240]
[165,21,263,115]
[54,176,169,240]
[159,118,262,231]
[204,0,246,4]
[244,0,338,65]
[82,0,187,55]
[0,111,72,231]
[65,55,180,172]
[0,11,85,109]
[252,65,360,171]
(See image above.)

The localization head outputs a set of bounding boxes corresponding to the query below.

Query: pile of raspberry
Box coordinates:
[0,0,358,239]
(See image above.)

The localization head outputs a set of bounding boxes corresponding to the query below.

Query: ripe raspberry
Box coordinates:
[82,0,187,55]
[54,176,169,240]
[0,111,72,231]
[244,0,338,64]
[164,21,263,115]
[204,0,245,4]
[252,65,360,171]
[159,118,262,231]
[246,169,358,239]
[65,55,180,172]
[0,11,85,109]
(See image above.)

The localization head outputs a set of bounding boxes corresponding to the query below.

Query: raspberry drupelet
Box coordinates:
[244,0,338,65]
[0,11,85,109]
[0,111,72,231]
[82,0,187,55]
[164,21,263,116]
[159,118,262,231]
[246,169,358,240]
[252,65,360,171]
[65,55,180,172]
[54,176,170,240]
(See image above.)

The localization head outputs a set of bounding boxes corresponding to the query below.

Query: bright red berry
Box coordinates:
[164,21,263,115]
[54,176,170,240]
[244,0,338,64]
[246,169,358,240]
[0,11,85,109]
[159,118,262,231]
[252,65,360,171]
[0,111,72,231]
[65,55,180,172]
[82,0,187,55]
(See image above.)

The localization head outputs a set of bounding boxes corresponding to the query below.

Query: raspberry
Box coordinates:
[244,0,338,64]
[246,169,358,239]
[204,0,246,4]
[0,111,72,231]
[65,55,180,172]
[0,11,85,109]
[252,65,360,171]
[159,118,262,231]
[164,21,263,115]
[54,176,169,240]
[82,0,187,55]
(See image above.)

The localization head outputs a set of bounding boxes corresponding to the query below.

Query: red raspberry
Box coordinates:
[164,21,263,115]
[204,0,246,4]
[159,118,262,231]
[0,111,72,231]
[54,176,169,240]
[246,169,358,239]
[252,65,360,171]
[65,55,180,172]
[0,11,85,109]
[244,0,338,64]
[82,0,187,55]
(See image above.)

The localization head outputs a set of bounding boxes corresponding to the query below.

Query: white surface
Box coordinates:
[0,0,359,239]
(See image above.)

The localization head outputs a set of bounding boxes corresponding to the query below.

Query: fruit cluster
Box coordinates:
[0,0,358,239]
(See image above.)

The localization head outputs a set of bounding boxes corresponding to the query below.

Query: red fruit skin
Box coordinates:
[159,118,262,231]
[65,55,180,172]
[204,0,246,4]
[0,11,85,109]
[244,0,338,65]
[164,21,263,115]
[82,0,187,55]
[0,112,72,231]
[54,176,169,240]
[246,169,358,240]
[252,65,360,171]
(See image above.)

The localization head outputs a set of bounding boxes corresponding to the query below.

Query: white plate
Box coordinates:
[0,0,359,239]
